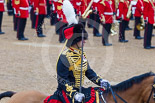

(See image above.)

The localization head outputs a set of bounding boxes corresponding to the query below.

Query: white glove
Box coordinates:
[28,6,32,13]
[74,93,85,102]
[100,79,109,90]
[35,12,38,15]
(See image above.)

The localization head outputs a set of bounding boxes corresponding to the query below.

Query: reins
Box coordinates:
[99,84,128,103]
[147,76,155,103]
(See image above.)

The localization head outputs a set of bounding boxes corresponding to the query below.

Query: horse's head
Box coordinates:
[142,72,155,103]
[104,72,155,103]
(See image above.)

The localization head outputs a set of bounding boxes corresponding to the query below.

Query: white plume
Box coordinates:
[62,0,78,25]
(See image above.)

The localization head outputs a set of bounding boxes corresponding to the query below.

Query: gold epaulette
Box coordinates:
[57,5,62,10]
[65,84,76,98]
[61,48,68,55]
[143,0,149,3]
[15,0,20,5]
[58,0,63,3]
[120,0,124,3]
[100,0,105,6]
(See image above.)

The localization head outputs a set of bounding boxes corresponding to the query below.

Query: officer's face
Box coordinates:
[77,40,86,48]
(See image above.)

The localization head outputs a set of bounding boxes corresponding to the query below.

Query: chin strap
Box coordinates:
[76,43,80,49]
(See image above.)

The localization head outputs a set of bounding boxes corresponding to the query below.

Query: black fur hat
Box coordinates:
[63,23,88,47]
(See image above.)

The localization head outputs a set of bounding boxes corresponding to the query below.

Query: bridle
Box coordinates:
[99,84,128,103]
[147,76,155,103]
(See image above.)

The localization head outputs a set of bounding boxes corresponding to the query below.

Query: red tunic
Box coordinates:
[134,0,143,17]
[92,0,100,11]
[52,0,58,13]
[56,0,67,23]
[74,0,87,16]
[143,0,154,24]
[0,0,5,12]
[98,0,113,24]
[117,0,130,21]
[29,0,34,6]
[14,0,29,18]
[34,0,47,15]
[111,0,116,13]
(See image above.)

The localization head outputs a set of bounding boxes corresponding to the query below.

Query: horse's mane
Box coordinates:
[111,72,155,91]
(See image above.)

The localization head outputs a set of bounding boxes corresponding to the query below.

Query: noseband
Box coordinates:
[147,76,155,103]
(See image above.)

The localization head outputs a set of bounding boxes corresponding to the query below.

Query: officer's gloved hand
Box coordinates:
[100,79,109,90]
[74,92,85,102]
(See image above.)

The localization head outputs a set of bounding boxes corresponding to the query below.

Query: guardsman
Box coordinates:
[34,0,47,37]
[29,0,36,29]
[14,0,29,40]
[50,0,58,26]
[98,0,113,46]
[111,0,116,14]
[46,0,52,18]
[56,0,68,43]
[91,0,102,37]
[75,0,87,27]
[7,0,14,16]
[143,0,155,49]
[12,0,19,31]
[52,0,61,35]
[125,0,133,30]
[0,0,5,34]
[133,0,144,39]
[117,0,130,42]
[43,1,110,102]
[86,0,93,28]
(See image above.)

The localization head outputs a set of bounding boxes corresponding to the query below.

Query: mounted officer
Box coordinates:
[44,0,109,102]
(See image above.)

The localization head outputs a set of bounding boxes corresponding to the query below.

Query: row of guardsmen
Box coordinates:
[0,0,155,49]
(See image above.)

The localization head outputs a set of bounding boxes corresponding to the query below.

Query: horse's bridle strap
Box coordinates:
[153,77,155,99]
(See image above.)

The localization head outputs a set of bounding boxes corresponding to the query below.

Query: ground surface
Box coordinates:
[0,13,155,103]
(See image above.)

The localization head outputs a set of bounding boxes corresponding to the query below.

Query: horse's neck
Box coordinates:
[106,76,155,103]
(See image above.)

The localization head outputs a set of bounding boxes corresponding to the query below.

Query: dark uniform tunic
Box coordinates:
[44,47,103,103]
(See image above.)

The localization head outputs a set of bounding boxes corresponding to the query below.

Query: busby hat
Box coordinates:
[62,0,88,47]
[63,23,88,47]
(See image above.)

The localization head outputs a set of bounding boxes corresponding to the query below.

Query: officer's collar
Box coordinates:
[69,47,82,54]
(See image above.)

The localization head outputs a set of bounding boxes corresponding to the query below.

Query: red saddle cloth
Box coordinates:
[44,96,62,103]
[44,87,104,103]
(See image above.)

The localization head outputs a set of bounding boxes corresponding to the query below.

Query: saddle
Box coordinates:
[44,87,105,103]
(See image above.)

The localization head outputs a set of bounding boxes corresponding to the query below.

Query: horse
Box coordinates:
[0,72,155,103]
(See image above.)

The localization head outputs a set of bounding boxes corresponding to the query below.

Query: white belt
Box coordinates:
[104,12,113,15]
[0,1,4,3]
[19,7,29,10]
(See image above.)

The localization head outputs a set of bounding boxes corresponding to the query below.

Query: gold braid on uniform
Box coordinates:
[64,47,88,89]
[100,0,105,6]
[65,84,77,98]
[15,0,20,5]
[143,0,149,3]
[120,0,124,3]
